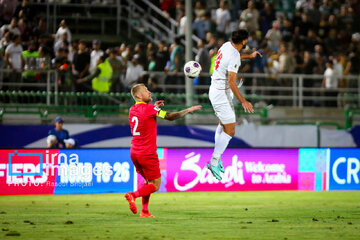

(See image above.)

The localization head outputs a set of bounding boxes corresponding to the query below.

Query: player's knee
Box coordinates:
[149,178,161,191]
[224,128,235,137]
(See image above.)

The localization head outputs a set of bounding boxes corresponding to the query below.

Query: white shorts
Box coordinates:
[209,85,235,124]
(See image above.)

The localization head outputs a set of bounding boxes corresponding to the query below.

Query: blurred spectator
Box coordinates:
[303,29,320,52]
[124,54,143,91]
[134,42,147,70]
[297,13,313,37]
[208,47,218,75]
[194,1,205,20]
[54,32,69,54]
[52,48,71,91]
[72,40,90,92]
[155,40,169,71]
[205,32,217,51]
[18,18,32,44]
[277,43,295,74]
[178,11,186,35]
[148,54,156,71]
[77,54,112,93]
[259,2,276,38]
[5,34,23,88]
[195,40,210,73]
[14,0,34,22]
[54,20,71,45]
[64,138,77,148]
[22,41,39,88]
[247,31,259,49]
[216,0,231,39]
[0,0,18,24]
[280,18,293,43]
[265,21,281,52]
[32,18,47,42]
[240,0,259,32]
[324,28,339,54]
[108,48,125,92]
[344,51,360,88]
[169,37,184,73]
[322,60,338,107]
[0,17,20,38]
[161,0,176,20]
[193,11,211,41]
[48,116,69,149]
[147,77,162,93]
[90,39,103,74]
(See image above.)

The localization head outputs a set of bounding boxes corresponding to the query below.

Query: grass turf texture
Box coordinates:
[0,191,359,240]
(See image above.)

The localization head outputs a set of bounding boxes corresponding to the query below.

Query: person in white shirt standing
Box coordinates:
[90,39,104,73]
[215,0,231,39]
[5,34,23,89]
[322,60,338,107]
[207,29,262,180]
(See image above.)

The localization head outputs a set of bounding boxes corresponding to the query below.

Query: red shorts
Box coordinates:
[130,151,161,181]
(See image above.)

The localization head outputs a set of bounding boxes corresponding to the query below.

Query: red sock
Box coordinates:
[133,184,156,198]
[142,195,150,213]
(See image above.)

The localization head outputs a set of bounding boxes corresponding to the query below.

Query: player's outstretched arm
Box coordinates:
[240,50,263,59]
[228,72,254,113]
[164,105,202,121]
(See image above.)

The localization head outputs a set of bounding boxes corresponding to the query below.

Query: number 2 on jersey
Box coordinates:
[132,116,140,136]
[215,50,223,70]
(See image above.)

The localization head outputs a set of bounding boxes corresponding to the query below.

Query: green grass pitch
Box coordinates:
[0,191,359,240]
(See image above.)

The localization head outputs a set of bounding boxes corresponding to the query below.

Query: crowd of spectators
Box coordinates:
[1,0,360,106]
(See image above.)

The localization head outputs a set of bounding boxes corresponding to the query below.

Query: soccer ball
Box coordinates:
[184,61,202,79]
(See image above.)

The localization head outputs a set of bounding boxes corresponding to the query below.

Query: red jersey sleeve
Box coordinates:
[146,104,160,117]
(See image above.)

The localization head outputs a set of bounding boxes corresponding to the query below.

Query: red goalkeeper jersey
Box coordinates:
[129,102,166,155]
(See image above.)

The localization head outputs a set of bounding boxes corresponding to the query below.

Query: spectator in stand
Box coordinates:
[303,51,316,106]
[52,48,71,91]
[193,11,211,41]
[259,2,276,38]
[169,37,184,74]
[324,28,339,54]
[297,13,313,37]
[265,21,281,52]
[344,50,360,88]
[195,39,210,87]
[54,32,69,54]
[177,10,186,36]
[32,18,47,42]
[208,47,218,76]
[14,0,34,22]
[280,18,293,43]
[108,48,125,92]
[155,40,169,72]
[147,77,162,94]
[240,0,260,32]
[18,18,32,45]
[205,32,217,51]
[0,0,18,25]
[5,34,23,89]
[90,39,104,74]
[48,116,69,149]
[161,0,176,20]
[124,54,143,91]
[77,54,113,93]
[215,0,231,39]
[54,20,71,46]
[303,29,320,52]
[194,1,206,20]
[0,17,20,38]
[134,42,147,70]
[72,40,90,92]
[322,60,338,107]
[247,31,259,49]
[22,41,39,89]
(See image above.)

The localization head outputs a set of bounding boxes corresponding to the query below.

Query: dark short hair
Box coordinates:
[231,30,249,44]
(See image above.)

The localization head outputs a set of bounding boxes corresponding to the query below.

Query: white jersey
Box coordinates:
[211,41,241,89]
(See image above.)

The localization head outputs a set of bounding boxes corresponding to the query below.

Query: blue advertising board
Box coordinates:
[54,149,135,194]
[328,149,360,190]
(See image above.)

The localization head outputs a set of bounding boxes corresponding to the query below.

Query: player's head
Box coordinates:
[231,29,249,46]
[131,84,152,103]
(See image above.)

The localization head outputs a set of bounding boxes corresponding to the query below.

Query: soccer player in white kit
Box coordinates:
[207,29,262,180]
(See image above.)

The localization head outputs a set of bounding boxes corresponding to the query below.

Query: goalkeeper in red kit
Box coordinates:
[125,84,202,217]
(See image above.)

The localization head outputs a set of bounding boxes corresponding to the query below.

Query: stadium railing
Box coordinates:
[0,90,269,123]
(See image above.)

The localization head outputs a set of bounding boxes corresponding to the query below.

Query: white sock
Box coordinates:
[213,131,232,160]
[214,124,223,143]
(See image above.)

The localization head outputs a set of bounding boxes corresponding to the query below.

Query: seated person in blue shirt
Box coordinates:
[48,116,69,148]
